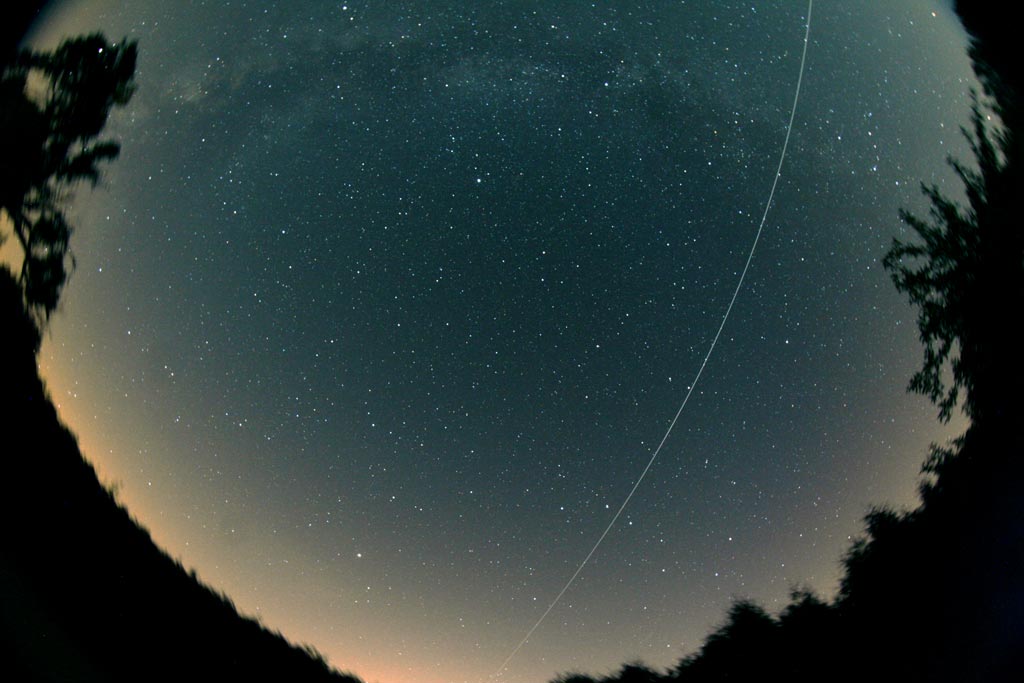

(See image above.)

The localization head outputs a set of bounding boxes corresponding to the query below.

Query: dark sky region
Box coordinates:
[26,2,975,682]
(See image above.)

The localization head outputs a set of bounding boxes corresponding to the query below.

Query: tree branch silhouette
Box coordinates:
[0,33,137,336]
[883,91,1021,427]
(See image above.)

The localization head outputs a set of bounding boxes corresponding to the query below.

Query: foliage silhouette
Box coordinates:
[549,5,1023,683]
[672,600,779,682]
[3,9,1020,683]
[0,34,362,683]
[881,0,1023,429]
[550,672,599,683]
[954,0,1021,131]
[1,273,363,683]
[550,662,662,683]
[1,33,136,332]
[0,2,47,65]
[882,96,1021,425]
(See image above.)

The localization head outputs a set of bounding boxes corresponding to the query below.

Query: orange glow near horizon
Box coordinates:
[37,351,490,683]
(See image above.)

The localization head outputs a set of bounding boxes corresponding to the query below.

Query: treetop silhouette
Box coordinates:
[883,91,1021,427]
[0,33,136,333]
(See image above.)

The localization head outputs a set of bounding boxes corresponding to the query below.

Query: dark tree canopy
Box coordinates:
[540,8,1023,683]
[882,0,1023,429]
[955,0,1022,133]
[882,92,1022,427]
[0,33,136,331]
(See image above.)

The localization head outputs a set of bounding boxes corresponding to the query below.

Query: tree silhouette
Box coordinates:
[1,31,365,681]
[673,600,780,682]
[883,46,1021,429]
[954,0,1021,134]
[0,33,136,333]
[546,7,1022,683]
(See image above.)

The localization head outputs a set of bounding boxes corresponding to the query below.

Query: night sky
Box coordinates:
[27,2,974,683]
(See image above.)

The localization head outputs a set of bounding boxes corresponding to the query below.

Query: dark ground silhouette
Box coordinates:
[552,4,1023,682]
[1,271,363,682]
[1,33,362,683]
[552,421,1022,683]
[3,5,1022,683]
[0,2,47,65]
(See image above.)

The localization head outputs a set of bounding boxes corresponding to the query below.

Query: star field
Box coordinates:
[30,3,973,683]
